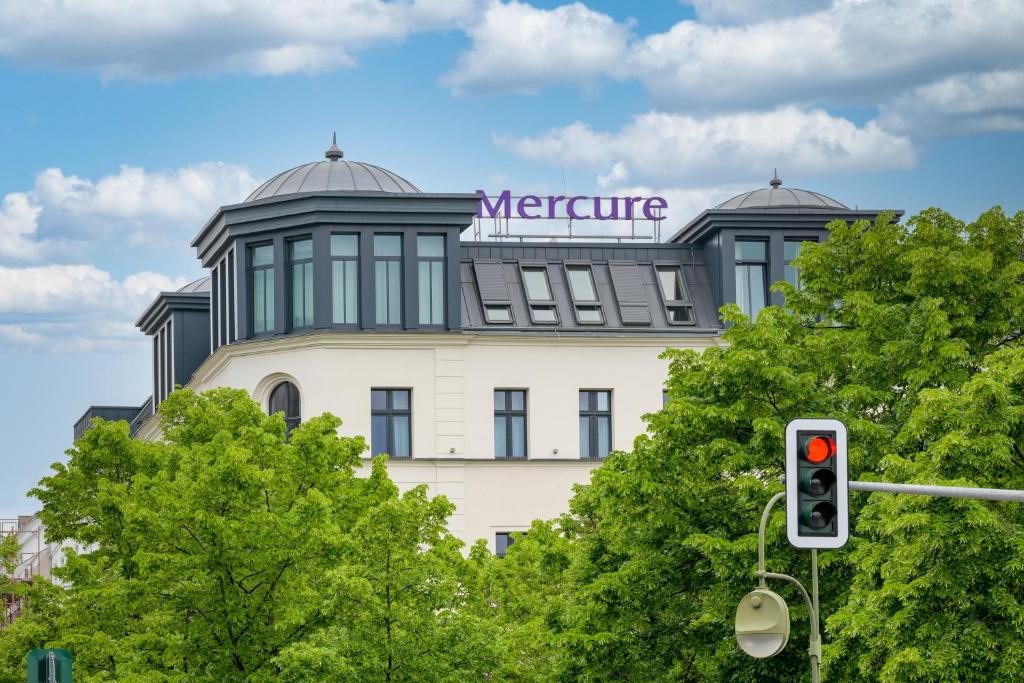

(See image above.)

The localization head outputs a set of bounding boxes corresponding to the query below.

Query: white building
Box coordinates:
[72,141,898,556]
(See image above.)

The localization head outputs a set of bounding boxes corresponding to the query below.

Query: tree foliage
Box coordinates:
[4,206,1024,681]
[1,388,492,682]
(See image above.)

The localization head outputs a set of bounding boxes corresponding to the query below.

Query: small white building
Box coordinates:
[73,141,899,555]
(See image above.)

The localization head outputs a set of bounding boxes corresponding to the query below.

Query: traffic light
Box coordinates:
[785,418,848,549]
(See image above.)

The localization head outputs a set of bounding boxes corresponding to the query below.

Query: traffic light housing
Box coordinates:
[785,418,848,549]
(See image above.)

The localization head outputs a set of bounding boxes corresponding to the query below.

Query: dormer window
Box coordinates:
[565,265,604,324]
[521,265,558,324]
[249,243,275,335]
[735,240,767,319]
[374,235,403,326]
[289,238,314,329]
[417,235,445,326]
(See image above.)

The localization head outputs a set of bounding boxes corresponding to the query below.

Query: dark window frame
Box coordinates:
[734,238,769,319]
[248,242,275,337]
[288,236,314,330]
[783,237,815,291]
[495,531,524,559]
[330,232,360,327]
[373,234,404,328]
[518,261,559,325]
[371,388,412,458]
[417,234,447,327]
[579,389,612,460]
[563,262,605,325]
[494,389,528,459]
[654,262,696,326]
[269,381,301,435]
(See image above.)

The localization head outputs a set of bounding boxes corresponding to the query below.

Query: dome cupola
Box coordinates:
[245,133,420,201]
[715,171,847,210]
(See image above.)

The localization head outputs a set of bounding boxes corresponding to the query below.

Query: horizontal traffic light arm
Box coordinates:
[848,479,1024,503]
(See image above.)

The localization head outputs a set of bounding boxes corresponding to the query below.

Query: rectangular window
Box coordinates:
[663,388,669,407]
[249,243,275,335]
[289,238,314,329]
[656,266,695,324]
[521,265,558,323]
[331,234,359,324]
[417,235,445,325]
[735,240,768,319]
[579,390,612,459]
[495,532,517,559]
[374,235,402,325]
[784,239,812,290]
[494,389,527,459]
[565,265,604,324]
[371,388,411,458]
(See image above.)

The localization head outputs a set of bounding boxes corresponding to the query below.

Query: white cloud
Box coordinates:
[0,192,48,260]
[496,106,915,187]
[0,264,187,315]
[0,0,477,80]
[445,0,1024,138]
[628,0,1024,111]
[1,162,258,262]
[878,70,1024,135]
[442,0,631,95]
[684,0,833,25]
[0,265,189,352]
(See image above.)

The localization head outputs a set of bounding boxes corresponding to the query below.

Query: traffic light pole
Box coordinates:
[756,478,1024,682]
[756,491,822,683]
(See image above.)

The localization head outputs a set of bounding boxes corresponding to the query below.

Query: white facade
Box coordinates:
[137,331,718,551]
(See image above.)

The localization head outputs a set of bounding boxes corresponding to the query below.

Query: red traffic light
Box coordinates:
[805,435,836,464]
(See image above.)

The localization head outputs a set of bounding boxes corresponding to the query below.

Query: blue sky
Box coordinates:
[0,0,1022,515]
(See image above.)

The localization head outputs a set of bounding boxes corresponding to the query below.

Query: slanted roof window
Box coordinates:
[656,266,695,324]
[474,259,513,324]
[608,261,652,326]
[520,264,558,324]
[565,265,604,324]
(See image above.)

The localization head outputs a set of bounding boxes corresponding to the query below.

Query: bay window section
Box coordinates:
[331,234,359,324]
[417,235,445,326]
[735,240,768,319]
[374,235,402,325]
[289,238,314,329]
[784,239,812,290]
[249,243,275,335]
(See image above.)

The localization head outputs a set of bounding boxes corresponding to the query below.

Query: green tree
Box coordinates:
[12,387,489,682]
[509,207,1024,681]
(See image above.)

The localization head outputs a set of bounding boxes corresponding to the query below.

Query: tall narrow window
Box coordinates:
[331,234,359,324]
[521,265,557,323]
[579,390,612,459]
[784,239,812,290]
[657,266,695,323]
[371,389,411,458]
[417,235,445,326]
[374,235,402,325]
[565,265,604,324]
[494,389,527,459]
[735,240,768,319]
[249,243,275,335]
[289,238,314,329]
[269,381,301,435]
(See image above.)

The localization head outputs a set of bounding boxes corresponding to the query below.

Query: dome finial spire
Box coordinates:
[325,132,343,161]
[769,169,781,188]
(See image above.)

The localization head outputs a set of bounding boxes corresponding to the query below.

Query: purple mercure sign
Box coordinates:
[476,190,668,221]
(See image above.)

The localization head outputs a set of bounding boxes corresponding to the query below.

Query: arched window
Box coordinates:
[269,381,301,434]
